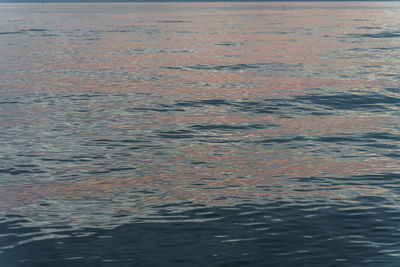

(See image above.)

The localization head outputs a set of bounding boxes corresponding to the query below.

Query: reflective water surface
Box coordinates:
[1,2,400,266]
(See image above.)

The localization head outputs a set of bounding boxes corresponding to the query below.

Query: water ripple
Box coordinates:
[2,2,400,266]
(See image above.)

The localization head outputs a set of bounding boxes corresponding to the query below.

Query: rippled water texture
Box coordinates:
[1,2,400,266]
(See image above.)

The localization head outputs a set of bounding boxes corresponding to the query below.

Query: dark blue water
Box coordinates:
[3,201,400,266]
[1,2,400,266]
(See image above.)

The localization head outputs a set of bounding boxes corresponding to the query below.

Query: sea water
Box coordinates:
[1,2,400,266]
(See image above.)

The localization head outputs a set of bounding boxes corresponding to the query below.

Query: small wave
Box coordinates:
[128,48,192,54]
[86,37,100,41]
[315,136,363,143]
[366,143,398,149]
[0,168,45,175]
[171,63,258,71]
[129,107,184,113]
[258,136,305,144]
[90,138,148,144]
[176,99,233,107]
[234,99,290,115]
[357,26,381,30]
[88,139,154,152]
[86,166,137,175]
[372,46,400,51]
[272,31,290,34]
[0,31,24,35]
[174,98,302,116]
[119,139,148,143]
[348,31,400,38]
[26,28,47,32]
[385,87,400,93]
[296,92,400,111]
[158,130,194,139]
[108,26,161,34]
[107,29,131,33]
[0,29,48,35]
[0,101,21,104]
[214,42,245,46]
[190,124,264,131]
[312,132,400,149]
[158,20,187,23]
[164,62,299,72]
[363,132,400,141]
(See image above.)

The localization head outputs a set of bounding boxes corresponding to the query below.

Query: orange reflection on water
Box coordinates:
[1,2,395,96]
[1,2,400,216]
[0,152,396,211]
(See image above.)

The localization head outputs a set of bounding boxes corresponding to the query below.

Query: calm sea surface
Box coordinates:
[1,2,400,266]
